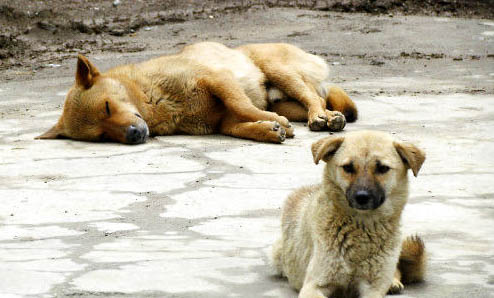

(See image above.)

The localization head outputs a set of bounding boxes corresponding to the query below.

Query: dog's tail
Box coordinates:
[398,235,426,284]
[319,84,358,123]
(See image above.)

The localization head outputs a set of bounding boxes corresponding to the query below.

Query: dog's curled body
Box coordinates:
[37,42,358,144]
[273,131,426,298]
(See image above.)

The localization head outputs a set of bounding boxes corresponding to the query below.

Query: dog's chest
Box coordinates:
[321,221,399,282]
[149,92,224,135]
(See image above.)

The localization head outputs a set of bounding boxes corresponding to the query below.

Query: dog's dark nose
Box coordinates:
[126,124,148,144]
[355,190,370,206]
[347,186,385,210]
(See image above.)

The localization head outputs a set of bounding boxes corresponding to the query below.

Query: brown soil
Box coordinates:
[1,0,493,75]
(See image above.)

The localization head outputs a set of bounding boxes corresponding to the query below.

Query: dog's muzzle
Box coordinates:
[125,122,149,144]
[346,187,385,210]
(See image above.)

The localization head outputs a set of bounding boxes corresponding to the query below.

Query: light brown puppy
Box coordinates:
[36,42,357,144]
[273,130,426,298]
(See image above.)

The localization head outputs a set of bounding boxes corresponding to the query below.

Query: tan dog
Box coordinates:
[36,42,357,144]
[272,131,426,297]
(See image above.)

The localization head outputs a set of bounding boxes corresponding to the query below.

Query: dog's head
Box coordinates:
[36,55,149,144]
[312,130,425,215]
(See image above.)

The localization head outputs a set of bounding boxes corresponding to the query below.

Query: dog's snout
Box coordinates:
[347,185,385,211]
[126,124,148,144]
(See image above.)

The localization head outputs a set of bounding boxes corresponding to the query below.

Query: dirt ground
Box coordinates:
[1,0,494,81]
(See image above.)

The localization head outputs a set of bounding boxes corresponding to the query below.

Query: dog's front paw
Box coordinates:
[326,111,346,132]
[271,121,286,142]
[257,121,286,143]
[271,114,293,138]
[270,113,291,128]
[388,278,404,295]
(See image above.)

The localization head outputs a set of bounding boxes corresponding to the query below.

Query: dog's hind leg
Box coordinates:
[270,100,346,131]
[260,66,329,131]
[220,113,293,143]
[387,236,426,295]
[321,84,358,123]
[199,72,292,130]
[388,270,405,294]
[270,101,308,122]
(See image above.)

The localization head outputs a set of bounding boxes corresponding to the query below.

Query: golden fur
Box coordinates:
[36,42,357,144]
[273,130,426,298]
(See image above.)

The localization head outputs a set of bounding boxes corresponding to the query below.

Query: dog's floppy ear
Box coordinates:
[311,136,345,164]
[394,141,426,177]
[76,54,100,89]
[35,121,66,140]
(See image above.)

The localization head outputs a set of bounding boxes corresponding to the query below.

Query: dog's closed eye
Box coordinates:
[105,101,111,116]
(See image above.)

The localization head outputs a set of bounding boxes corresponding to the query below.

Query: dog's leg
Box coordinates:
[258,66,331,131]
[220,113,293,143]
[299,282,333,298]
[325,86,358,123]
[270,101,308,122]
[271,101,346,131]
[271,238,284,276]
[298,246,338,298]
[358,280,389,298]
[200,73,292,129]
[324,110,346,132]
[388,269,404,294]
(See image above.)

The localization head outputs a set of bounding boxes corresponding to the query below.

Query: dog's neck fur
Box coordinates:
[105,66,153,115]
[105,61,188,132]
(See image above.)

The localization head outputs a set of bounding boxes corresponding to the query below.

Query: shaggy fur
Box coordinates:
[36,42,357,144]
[273,130,426,298]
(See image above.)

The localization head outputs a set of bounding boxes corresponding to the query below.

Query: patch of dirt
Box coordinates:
[0,0,493,74]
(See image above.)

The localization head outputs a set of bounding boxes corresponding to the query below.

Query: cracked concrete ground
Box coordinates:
[0,8,493,298]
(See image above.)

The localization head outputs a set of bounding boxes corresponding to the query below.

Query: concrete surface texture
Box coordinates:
[1,8,494,298]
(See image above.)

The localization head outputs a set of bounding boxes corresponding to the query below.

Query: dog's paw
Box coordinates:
[388,278,404,295]
[326,111,346,132]
[268,112,291,128]
[308,114,329,131]
[271,121,286,142]
[284,125,295,138]
[275,115,293,138]
[257,121,286,143]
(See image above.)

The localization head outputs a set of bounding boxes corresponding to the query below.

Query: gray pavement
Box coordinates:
[1,8,494,298]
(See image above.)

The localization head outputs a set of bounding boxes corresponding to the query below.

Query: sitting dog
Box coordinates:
[36,42,357,144]
[272,131,426,297]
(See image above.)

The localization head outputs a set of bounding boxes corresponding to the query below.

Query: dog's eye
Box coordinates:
[105,101,111,116]
[134,113,142,119]
[376,164,390,174]
[342,163,355,174]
